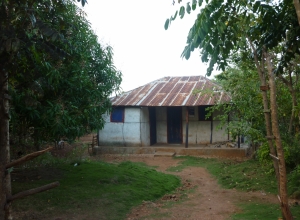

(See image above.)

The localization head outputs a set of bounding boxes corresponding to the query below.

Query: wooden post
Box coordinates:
[227,114,230,140]
[185,107,189,148]
[6,147,53,169]
[7,182,59,202]
[210,112,213,144]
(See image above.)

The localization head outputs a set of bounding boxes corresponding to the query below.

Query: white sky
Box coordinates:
[79,1,219,92]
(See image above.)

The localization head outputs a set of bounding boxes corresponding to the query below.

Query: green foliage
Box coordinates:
[21,152,64,168]
[256,140,295,172]
[232,203,300,220]
[210,66,265,143]
[231,203,282,220]
[168,156,300,218]
[65,144,88,164]
[12,160,180,219]
[256,142,272,164]
[288,165,300,197]
[166,1,299,76]
[169,157,278,194]
[1,0,122,149]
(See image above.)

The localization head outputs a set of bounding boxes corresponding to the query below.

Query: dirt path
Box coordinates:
[97,155,278,220]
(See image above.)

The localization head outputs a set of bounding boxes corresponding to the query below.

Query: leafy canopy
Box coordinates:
[165,0,300,76]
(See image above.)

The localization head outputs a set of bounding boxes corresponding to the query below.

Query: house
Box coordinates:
[98,76,232,147]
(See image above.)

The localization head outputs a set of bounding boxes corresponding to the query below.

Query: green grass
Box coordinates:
[168,156,278,193]
[12,160,180,219]
[231,203,300,220]
[167,156,300,219]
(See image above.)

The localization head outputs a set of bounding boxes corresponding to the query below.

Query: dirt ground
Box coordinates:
[95,154,279,220]
[12,136,288,220]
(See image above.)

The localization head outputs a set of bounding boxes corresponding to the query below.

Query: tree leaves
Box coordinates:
[165,0,204,29]
[166,0,299,77]
[179,5,185,18]
[186,2,191,14]
[192,0,197,10]
[3,0,121,145]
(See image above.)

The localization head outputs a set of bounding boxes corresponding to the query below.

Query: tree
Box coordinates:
[165,1,299,219]
[0,0,121,219]
[9,7,121,149]
[214,64,265,146]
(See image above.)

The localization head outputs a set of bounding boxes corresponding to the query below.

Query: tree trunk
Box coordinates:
[248,40,280,184]
[294,0,300,26]
[0,69,12,220]
[265,52,293,220]
[278,72,298,134]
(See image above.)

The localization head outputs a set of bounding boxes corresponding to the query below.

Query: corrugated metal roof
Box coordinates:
[111,76,231,106]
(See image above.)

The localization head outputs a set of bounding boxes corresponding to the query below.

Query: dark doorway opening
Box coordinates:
[149,107,157,145]
[167,107,182,144]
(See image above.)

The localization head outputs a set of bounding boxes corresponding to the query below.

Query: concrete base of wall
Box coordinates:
[94,146,248,158]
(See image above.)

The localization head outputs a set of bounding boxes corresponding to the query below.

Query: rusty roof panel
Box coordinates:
[118,86,143,106]
[189,76,200,82]
[181,76,189,81]
[111,76,231,107]
[169,77,180,83]
[181,82,194,93]
[185,93,199,106]
[194,81,205,90]
[196,93,211,105]
[128,83,153,105]
[113,93,128,105]
[171,83,184,93]
[148,94,167,106]
[168,93,188,106]
[185,81,204,105]
[138,83,164,105]
[160,82,176,93]
[161,93,177,106]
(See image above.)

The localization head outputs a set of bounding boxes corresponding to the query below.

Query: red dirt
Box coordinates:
[12,134,293,219]
[96,155,279,220]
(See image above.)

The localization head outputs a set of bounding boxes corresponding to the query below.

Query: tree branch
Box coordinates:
[7,181,59,202]
[6,147,53,169]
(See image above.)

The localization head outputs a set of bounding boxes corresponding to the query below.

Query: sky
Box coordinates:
[79,1,219,92]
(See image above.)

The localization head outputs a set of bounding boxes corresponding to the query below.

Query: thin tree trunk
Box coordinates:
[265,52,293,220]
[0,69,12,220]
[288,92,297,134]
[248,39,280,184]
[278,73,298,134]
[294,0,300,26]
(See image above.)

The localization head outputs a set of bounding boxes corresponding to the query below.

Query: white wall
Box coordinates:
[99,106,230,147]
[98,107,148,146]
[182,107,229,144]
[140,107,150,146]
[156,107,167,144]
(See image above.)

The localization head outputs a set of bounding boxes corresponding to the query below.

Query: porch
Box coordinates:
[93,143,249,158]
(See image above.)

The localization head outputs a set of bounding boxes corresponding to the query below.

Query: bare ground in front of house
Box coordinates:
[95,154,279,220]
[12,134,285,220]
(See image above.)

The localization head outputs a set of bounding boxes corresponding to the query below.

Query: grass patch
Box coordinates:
[231,203,300,220]
[168,156,278,194]
[231,203,281,220]
[12,160,180,219]
[167,156,300,219]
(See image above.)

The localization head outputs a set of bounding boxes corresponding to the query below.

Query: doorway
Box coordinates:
[149,107,157,145]
[167,107,182,144]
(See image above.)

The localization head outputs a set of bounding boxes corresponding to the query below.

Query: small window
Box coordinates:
[199,106,212,121]
[111,107,124,122]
